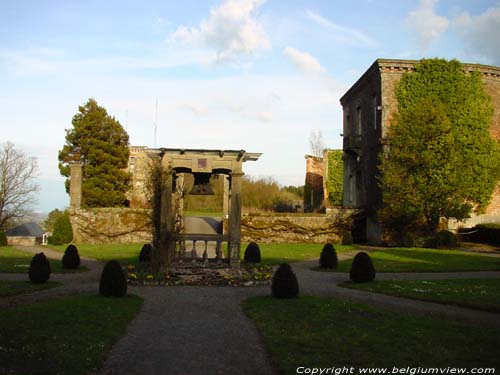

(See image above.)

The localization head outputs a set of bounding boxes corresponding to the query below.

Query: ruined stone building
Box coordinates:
[340,59,500,243]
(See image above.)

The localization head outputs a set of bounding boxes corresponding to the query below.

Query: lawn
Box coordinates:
[340,278,500,312]
[0,280,62,297]
[243,296,500,374]
[50,243,143,266]
[336,247,500,272]
[255,243,354,265]
[0,246,86,273]
[0,294,143,375]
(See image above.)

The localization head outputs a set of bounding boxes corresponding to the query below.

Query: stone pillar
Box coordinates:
[69,162,82,209]
[223,175,230,220]
[160,168,175,269]
[228,172,243,268]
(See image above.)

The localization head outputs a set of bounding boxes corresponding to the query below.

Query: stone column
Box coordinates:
[160,168,175,269]
[223,175,230,219]
[69,162,82,209]
[228,172,243,268]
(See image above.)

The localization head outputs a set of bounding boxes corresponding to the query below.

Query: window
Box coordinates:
[372,95,378,130]
[349,174,356,204]
[356,107,362,135]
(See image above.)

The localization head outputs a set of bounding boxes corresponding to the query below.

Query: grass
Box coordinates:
[243,296,500,373]
[0,246,87,274]
[335,247,500,272]
[0,280,62,297]
[0,294,143,375]
[50,243,143,266]
[340,278,500,312]
[254,243,354,265]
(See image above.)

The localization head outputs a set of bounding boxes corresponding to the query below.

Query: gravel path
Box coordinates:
[2,246,500,374]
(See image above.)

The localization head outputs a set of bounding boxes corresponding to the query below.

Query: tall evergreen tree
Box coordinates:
[379,59,500,232]
[58,98,131,207]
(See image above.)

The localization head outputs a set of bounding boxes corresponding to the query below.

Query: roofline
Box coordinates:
[146,148,262,162]
[340,58,500,105]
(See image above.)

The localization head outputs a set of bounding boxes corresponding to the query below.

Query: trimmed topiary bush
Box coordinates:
[139,244,152,263]
[62,244,80,269]
[342,230,353,245]
[99,260,127,297]
[271,263,299,298]
[349,251,375,283]
[0,231,7,246]
[319,243,338,269]
[435,230,458,248]
[244,242,261,263]
[29,253,51,283]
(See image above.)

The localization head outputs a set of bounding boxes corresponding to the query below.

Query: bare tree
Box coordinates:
[0,142,39,230]
[309,129,324,158]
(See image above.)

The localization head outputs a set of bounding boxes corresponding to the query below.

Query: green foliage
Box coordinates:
[401,232,416,248]
[349,251,375,283]
[243,176,301,212]
[29,253,51,283]
[341,230,353,245]
[271,263,299,298]
[460,223,500,246]
[319,243,338,269]
[326,150,343,205]
[380,59,500,232]
[62,244,80,269]
[244,242,261,263]
[0,231,7,246]
[435,230,458,249]
[49,211,73,245]
[99,260,127,297]
[43,209,65,232]
[58,98,131,208]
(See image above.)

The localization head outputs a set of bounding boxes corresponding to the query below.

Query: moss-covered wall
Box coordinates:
[70,208,152,244]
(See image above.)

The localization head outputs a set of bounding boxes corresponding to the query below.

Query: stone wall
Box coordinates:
[241,209,355,244]
[7,236,41,246]
[70,208,152,244]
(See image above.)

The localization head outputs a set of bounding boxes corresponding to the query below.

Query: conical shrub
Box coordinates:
[29,253,51,283]
[244,242,261,263]
[349,251,376,283]
[99,260,127,297]
[139,243,152,263]
[319,243,338,269]
[271,263,299,298]
[62,244,80,269]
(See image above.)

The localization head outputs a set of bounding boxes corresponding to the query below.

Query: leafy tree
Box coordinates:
[0,142,39,230]
[43,208,65,232]
[49,211,73,245]
[326,150,343,206]
[58,98,130,208]
[379,59,500,232]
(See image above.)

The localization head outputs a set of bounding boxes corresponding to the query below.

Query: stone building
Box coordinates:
[126,146,150,208]
[340,59,500,243]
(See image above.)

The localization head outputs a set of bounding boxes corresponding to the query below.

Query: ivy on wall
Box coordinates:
[326,150,343,206]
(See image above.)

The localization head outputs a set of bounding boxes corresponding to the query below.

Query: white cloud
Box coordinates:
[283,47,326,74]
[406,0,449,50]
[256,111,273,123]
[170,0,270,62]
[453,6,500,65]
[306,10,377,48]
[178,102,209,116]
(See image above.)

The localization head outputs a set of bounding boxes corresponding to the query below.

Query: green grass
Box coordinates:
[336,247,500,272]
[340,278,500,312]
[251,243,354,265]
[0,280,62,297]
[0,246,86,273]
[243,296,500,373]
[50,243,142,266]
[0,294,143,375]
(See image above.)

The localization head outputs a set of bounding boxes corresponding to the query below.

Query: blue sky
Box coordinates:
[1,0,499,213]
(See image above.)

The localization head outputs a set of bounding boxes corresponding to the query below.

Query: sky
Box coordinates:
[1,0,500,213]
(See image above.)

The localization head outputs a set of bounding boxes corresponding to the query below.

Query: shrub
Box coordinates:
[459,224,500,247]
[0,231,7,246]
[139,244,152,263]
[50,212,73,245]
[99,260,127,297]
[29,253,51,283]
[401,232,416,248]
[341,230,353,245]
[271,263,299,298]
[319,243,338,269]
[62,244,80,269]
[435,230,458,248]
[349,252,375,283]
[244,242,261,263]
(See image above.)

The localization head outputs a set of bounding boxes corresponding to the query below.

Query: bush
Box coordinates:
[349,252,375,283]
[0,231,7,246]
[139,244,152,263]
[341,230,353,245]
[319,243,338,269]
[459,224,500,247]
[435,230,458,248]
[62,244,80,269]
[50,212,73,245]
[401,232,416,248]
[244,242,261,263]
[99,260,127,297]
[271,263,299,298]
[29,253,51,283]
